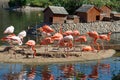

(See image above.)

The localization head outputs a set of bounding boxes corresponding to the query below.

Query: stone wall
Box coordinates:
[50,20,120,44]
[51,20,120,34]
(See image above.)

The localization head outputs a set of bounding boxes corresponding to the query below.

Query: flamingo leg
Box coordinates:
[102,41,105,50]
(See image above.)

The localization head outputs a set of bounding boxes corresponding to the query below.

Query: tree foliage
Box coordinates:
[8,0,120,12]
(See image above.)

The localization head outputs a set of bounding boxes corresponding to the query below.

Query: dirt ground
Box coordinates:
[0,45,116,64]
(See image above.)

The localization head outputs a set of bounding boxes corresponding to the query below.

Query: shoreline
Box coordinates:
[5,6,45,12]
[0,46,116,64]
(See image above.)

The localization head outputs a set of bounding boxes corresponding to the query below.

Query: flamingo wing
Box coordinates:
[10,36,23,45]
[63,30,73,36]
[42,25,54,33]
[51,33,63,41]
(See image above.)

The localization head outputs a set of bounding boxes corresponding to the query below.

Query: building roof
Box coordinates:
[100,5,111,10]
[43,6,68,15]
[75,4,95,12]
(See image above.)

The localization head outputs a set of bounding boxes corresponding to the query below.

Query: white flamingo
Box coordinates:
[18,30,27,41]
[4,25,14,34]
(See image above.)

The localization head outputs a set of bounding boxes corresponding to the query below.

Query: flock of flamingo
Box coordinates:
[1,25,112,58]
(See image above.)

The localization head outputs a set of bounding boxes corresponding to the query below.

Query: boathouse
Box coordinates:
[100,5,112,21]
[75,4,101,22]
[43,6,68,24]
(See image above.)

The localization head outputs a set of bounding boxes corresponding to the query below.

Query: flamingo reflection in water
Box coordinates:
[99,63,110,74]
[41,66,54,80]
[27,66,36,80]
[88,63,99,80]
[57,64,75,80]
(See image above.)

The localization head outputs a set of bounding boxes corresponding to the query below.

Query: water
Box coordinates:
[0,57,120,80]
[0,8,43,45]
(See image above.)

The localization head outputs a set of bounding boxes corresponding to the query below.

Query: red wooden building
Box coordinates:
[110,12,120,20]
[43,6,68,24]
[66,15,79,23]
[100,5,112,21]
[75,4,101,22]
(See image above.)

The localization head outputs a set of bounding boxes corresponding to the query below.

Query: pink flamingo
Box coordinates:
[99,32,112,50]
[75,35,87,51]
[51,32,63,49]
[81,45,94,51]
[37,25,54,33]
[25,40,36,58]
[87,31,100,51]
[63,30,73,36]
[72,30,80,51]
[57,35,73,56]
[72,30,80,36]
[40,37,53,57]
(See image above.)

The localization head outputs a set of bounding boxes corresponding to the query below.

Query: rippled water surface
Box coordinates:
[0,57,120,80]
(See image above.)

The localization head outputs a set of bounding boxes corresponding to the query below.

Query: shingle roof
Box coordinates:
[76,4,94,12]
[44,6,68,15]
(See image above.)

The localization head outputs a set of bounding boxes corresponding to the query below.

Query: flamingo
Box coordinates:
[75,35,87,51]
[51,33,63,41]
[18,30,27,41]
[4,25,14,34]
[72,30,80,36]
[1,30,26,47]
[40,37,53,57]
[99,32,112,50]
[1,34,23,58]
[63,30,73,36]
[25,40,36,58]
[72,30,80,51]
[87,31,100,51]
[37,25,54,46]
[37,25,54,33]
[81,45,94,51]
[41,31,51,38]
[51,32,63,49]
[57,35,73,57]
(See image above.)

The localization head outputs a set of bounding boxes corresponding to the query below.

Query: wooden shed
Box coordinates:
[75,4,100,22]
[43,6,68,24]
[110,12,120,20]
[100,5,112,20]
[66,15,79,24]
[100,5,111,17]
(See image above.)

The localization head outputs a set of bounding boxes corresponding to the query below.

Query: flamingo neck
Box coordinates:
[59,26,63,34]
[107,33,111,41]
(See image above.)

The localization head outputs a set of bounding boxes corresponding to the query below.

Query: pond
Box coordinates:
[0,57,120,80]
[0,8,43,45]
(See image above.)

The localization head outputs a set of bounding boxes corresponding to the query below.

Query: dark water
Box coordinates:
[0,57,120,80]
[0,8,43,45]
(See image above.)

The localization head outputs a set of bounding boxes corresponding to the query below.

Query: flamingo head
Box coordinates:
[108,32,112,35]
